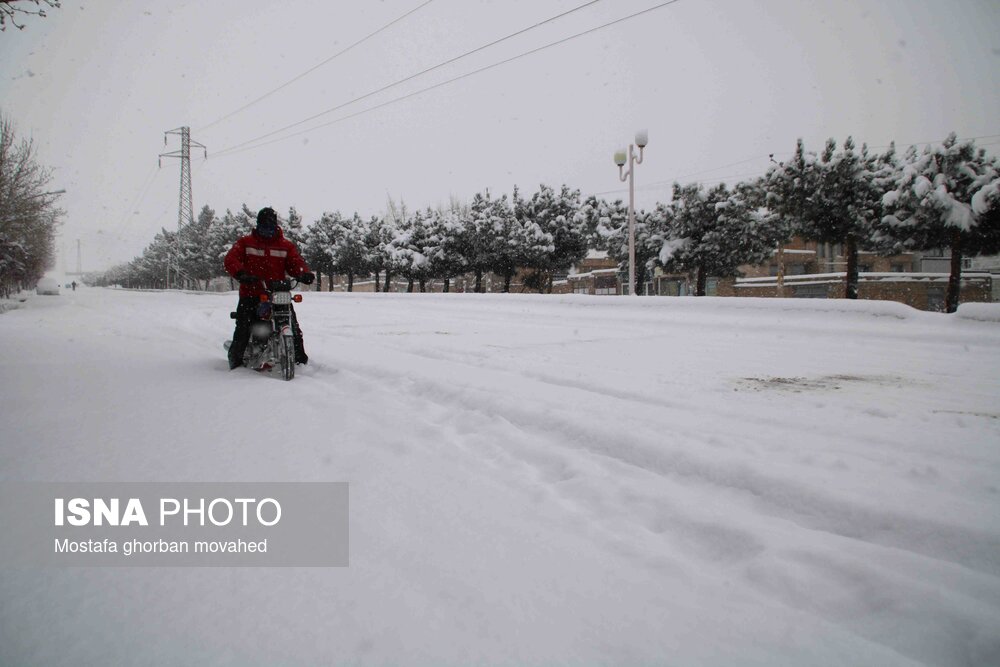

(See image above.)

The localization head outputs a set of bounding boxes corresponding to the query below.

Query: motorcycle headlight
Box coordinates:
[271,291,292,305]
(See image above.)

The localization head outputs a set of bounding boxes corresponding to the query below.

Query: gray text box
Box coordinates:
[0,483,348,567]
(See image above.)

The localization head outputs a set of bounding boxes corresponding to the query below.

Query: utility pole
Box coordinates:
[64,238,84,277]
[159,127,206,289]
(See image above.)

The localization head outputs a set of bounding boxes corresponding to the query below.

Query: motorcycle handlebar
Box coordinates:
[260,277,299,291]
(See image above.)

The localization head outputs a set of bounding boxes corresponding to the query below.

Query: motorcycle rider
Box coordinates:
[224,207,315,370]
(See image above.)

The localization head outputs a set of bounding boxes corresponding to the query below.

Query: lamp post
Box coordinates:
[768,154,785,297]
[615,130,647,296]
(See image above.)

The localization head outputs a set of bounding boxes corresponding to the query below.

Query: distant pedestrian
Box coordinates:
[71,281,77,291]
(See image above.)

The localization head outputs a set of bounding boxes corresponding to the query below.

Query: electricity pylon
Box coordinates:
[159,127,206,288]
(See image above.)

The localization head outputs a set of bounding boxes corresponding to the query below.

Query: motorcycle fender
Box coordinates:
[281,325,293,338]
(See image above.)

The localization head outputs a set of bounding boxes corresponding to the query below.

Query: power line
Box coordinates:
[110,165,159,235]
[211,0,610,157]
[197,0,437,133]
[867,132,1000,150]
[595,170,773,198]
[212,0,684,159]
[593,154,782,196]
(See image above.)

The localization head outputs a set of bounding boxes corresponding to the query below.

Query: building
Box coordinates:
[564,250,622,295]
[727,238,994,311]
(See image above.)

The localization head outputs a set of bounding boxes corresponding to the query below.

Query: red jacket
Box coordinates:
[224,228,310,298]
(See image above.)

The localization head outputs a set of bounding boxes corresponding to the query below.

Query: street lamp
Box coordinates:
[615,130,647,296]
[768,154,785,297]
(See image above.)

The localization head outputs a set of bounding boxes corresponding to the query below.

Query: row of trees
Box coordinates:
[93,133,1000,312]
[302,186,584,293]
[92,185,584,294]
[0,112,63,298]
[766,135,1000,311]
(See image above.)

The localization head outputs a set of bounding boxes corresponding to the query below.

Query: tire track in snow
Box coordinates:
[325,344,1000,664]
[323,337,1000,580]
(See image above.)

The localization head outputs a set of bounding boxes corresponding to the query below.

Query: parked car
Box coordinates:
[36,277,61,295]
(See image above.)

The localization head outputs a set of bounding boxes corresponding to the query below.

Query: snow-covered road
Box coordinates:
[2,287,999,665]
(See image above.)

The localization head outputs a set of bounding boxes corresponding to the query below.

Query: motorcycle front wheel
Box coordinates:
[279,334,295,381]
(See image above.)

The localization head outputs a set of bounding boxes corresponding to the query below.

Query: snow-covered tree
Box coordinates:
[765,137,883,299]
[518,184,585,292]
[387,207,434,292]
[450,191,493,292]
[483,191,542,292]
[301,214,336,291]
[307,211,370,291]
[427,206,466,292]
[579,195,660,294]
[364,214,390,292]
[380,197,413,291]
[880,134,1000,312]
[657,181,783,295]
[334,213,372,292]
[127,228,178,289]
[176,204,216,289]
[208,208,249,289]
[281,206,305,247]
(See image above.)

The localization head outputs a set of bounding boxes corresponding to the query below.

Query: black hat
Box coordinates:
[256,207,278,238]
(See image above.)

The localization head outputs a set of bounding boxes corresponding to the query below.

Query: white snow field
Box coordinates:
[2,287,1000,666]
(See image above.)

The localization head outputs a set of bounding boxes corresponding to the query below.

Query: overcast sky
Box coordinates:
[1,0,998,271]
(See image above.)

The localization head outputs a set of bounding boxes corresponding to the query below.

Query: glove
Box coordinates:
[298,271,315,285]
[236,271,261,285]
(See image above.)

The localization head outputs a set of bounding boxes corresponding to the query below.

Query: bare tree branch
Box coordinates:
[0,112,64,296]
[0,0,61,32]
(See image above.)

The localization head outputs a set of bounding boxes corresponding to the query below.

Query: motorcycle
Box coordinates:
[225,278,303,381]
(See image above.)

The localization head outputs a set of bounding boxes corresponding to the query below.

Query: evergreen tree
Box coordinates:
[330,212,371,292]
[177,204,216,289]
[485,192,538,292]
[657,181,782,295]
[385,211,415,292]
[393,208,435,292]
[765,137,883,299]
[129,228,178,289]
[364,214,389,292]
[207,208,247,289]
[579,195,660,294]
[305,211,371,292]
[519,184,584,292]
[382,197,412,292]
[455,191,494,292]
[427,206,466,292]
[282,206,305,246]
[880,134,1000,312]
[299,227,324,291]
